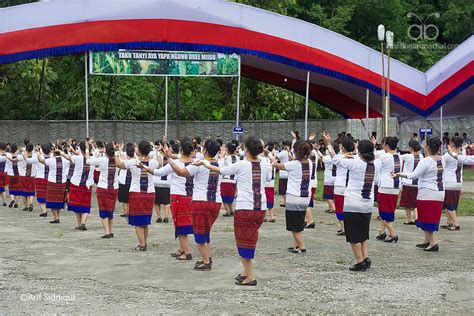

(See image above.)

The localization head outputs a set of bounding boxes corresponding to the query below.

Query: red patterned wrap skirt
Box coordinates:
[170,194,193,236]
[191,200,221,244]
[67,183,92,214]
[97,187,118,219]
[234,209,266,259]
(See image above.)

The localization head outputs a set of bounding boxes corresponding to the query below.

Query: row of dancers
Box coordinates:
[0,133,473,285]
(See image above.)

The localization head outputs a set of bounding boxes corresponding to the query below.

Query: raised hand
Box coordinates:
[370,136,377,145]
[321,132,332,145]
[308,132,316,141]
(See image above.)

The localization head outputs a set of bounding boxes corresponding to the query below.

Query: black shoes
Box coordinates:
[101,233,113,239]
[289,248,307,254]
[416,242,430,248]
[8,201,14,208]
[2,203,6,206]
[384,235,399,243]
[305,222,315,229]
[49,219,60,224]
[39,212,47,217]
[194,262,212,271]
[236,279,257,286]
[77,224,87,231]
[176,253,193,261]
[376,232,387,241]
[404,221,416,225]
[349,261,368,271]
[364,257,372,269]
[156,217,163,223]
[336,230,345,236]
[28,204,33,212]
[163,217,169,223]
[22,207,28,211]
[423,244,439,252]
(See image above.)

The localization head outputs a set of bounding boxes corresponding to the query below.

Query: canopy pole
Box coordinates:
[165,76,168,139]
[236,75,241,140]
[365,89,370,137]
[380,42,385,137]
[385,46,391,137]
[85,52,89,138]
[304,71,310,140]
[440,106,443,139]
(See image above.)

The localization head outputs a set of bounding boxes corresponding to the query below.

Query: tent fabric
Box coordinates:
[0,0,472,118]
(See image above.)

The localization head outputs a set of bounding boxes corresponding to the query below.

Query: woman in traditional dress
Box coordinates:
[376,136,401,243]
[117,140,157,251]
[221,142,239,217]
[61,141,95,230]
[18,143,36,211]
[273,140,313,253]
[399,139,423,225]
[196,137,271,286]
[86,142,119,238]
[153,142,172,223]
[37,144,71,224]
[158,139,224,270]
[393,137,444,252]
[117,143,134,218]
[440,136,464,231]
[323,132,381,271]
[31,144,51,217]
[0,142,9,206]
[261,142,276,222]
[151,139,195,260]
[6,144,20,208]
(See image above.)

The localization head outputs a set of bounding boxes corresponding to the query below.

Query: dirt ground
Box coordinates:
[0,193,473,314]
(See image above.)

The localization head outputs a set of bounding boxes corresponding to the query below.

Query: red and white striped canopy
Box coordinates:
[1,0,472,118]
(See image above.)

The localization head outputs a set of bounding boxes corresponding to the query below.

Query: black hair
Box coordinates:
[462,132,467,137]
[266,142,274,152]
[341,137,355,153]
[138,140,151,156]
[332,142,340,154]
[10,144,18,153]
[231,139,239,146]
[244,137,263,157]
[451,136,463,149]
[171,143,180,154]
[25,144,34,152]
[385,136,399,150]
[180,138,194,156]
[194,136,202,144]
[105,143,115,158]
[427,137,442,155]
[126,143,135,158]
[79,141,87,153]
[41,143,51,155]
[408,139,421,152]
[454,132,459,137]
[294,141,311,160]
[226,142,238,154]
[216,138,223,146]
[23,138,30,146]
[96,140,104,148]
[205,139,221,157]
[0,142,6,150]
[154,140,161,146]
[358,140,375,162]
[169,140,176,146]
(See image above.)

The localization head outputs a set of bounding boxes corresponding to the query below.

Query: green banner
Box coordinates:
[90,50,240,77]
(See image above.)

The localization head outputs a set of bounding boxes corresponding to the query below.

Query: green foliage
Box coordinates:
[0,0,472,121]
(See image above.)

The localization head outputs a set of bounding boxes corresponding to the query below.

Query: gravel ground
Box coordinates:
[0,193,473,315]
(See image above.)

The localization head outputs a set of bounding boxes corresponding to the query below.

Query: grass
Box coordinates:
[463,168,474,181]
[275,169,474,216]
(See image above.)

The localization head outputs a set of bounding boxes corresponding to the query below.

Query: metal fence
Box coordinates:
[1,117,472,150]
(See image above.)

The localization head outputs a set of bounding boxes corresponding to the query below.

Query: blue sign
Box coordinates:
[419,128,432,135]
[233,127,244,135]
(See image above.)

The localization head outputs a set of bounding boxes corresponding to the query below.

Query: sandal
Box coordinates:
[176,253,192,261]
[236,278,257,286]
[235,274,247,282]
[170,250,184,257]
[194,262,212,271]
[195,257,213,267]
[134,245,147,251]
[336,230,345,236]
